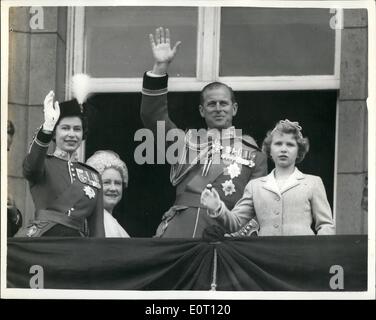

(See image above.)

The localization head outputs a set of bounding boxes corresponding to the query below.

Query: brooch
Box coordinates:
[83,185,96,199]
[225,162,241,179]
[222,179,236,196]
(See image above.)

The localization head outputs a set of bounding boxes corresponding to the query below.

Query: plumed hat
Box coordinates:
[58,99,82,119]
[55,74,93,138]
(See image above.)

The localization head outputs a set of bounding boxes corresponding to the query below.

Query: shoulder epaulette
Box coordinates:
[80,162,101,174]
[241,135,261,152]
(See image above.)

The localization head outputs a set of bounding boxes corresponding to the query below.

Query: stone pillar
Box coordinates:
[8,7,67,225]
[336,9,368,234]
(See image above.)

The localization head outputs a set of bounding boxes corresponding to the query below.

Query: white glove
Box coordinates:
[42,91,60,132]
[201,187,222,216]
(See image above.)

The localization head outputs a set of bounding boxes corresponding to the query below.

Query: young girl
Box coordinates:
[201,119,335,236]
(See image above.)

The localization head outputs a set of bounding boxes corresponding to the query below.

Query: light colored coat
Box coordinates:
[214,168,335,236]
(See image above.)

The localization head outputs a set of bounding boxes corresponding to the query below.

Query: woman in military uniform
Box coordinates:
[16,88,105,237]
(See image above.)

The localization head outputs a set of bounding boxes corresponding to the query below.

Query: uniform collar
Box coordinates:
[207,126,237,139]
[53,148,79,162]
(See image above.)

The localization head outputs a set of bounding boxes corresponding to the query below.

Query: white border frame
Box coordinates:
[1,0,374,301]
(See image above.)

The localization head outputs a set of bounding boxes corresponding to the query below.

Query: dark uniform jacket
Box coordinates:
[15,128,105,237]
[141,73,267,238]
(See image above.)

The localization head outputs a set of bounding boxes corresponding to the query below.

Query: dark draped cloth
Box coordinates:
[7,235,367,291]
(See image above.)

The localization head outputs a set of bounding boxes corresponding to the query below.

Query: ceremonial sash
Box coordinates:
[45,177,97,215]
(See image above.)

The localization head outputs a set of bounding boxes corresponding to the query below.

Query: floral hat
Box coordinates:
[86,150,129,187]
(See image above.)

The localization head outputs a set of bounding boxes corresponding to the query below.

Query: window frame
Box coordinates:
[66,6,342,93]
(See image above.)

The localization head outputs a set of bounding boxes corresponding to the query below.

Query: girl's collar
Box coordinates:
[273,166,297,179]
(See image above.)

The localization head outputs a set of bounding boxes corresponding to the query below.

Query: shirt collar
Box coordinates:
[271,167,300,180]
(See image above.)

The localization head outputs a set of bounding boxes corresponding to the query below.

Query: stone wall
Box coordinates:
[336,9,368,234]
[7,7,67,224]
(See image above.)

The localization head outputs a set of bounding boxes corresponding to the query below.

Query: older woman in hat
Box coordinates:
[86,151,130,238]
[16,81,105,237]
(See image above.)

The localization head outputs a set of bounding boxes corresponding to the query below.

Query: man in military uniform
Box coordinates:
[141,28,267,238]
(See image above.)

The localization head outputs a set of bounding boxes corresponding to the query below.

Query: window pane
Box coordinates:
[220,8,336,76]
[85,7,197,78]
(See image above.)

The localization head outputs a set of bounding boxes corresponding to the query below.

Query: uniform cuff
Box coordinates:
[146,71,166,78]
[35,127,53,147]
[142,71,168,96]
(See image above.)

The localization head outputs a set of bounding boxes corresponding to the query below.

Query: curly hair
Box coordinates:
[262,120,310,164]
[86,150,129,187]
